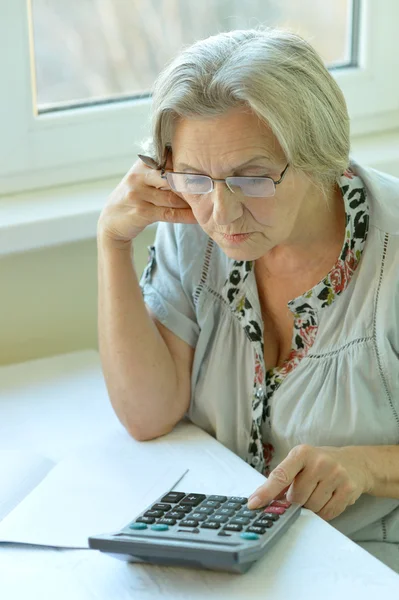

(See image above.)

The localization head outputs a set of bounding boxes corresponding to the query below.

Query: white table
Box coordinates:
[0,349,398,599]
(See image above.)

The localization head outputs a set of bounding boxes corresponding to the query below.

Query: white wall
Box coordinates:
[0,226,156,366]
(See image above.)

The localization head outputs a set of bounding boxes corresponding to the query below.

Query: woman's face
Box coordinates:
[171,106,319,261]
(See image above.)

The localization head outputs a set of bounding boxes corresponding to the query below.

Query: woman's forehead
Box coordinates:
[171,110,282,164]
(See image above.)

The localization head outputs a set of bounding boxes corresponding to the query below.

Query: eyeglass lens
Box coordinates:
[165,173,276,198]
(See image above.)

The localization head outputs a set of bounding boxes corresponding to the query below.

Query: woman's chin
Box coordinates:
[217,243,267,262]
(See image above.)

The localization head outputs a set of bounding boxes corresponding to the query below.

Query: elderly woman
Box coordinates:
[97,28,399,572]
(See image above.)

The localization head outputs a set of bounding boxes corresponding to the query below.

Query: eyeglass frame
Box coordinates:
[159,147,290,198]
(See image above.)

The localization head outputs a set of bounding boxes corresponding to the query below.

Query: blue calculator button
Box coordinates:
[240,532,259,541]
[129,522,147,530]
[151,524,169,531]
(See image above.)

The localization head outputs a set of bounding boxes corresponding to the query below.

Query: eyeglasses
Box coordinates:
[160,162,289,198]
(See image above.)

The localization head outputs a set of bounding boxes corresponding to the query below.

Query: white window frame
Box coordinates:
[0,0,398,196]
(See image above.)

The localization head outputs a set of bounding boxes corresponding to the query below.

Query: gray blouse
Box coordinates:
[139,158,399,573]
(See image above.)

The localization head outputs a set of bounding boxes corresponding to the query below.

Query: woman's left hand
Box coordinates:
[247,444,373,521]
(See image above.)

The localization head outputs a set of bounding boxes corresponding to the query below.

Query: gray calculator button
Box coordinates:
[201,500,222,509]
[165,511,186,519]
[179,519,199,527]
[136,516,155,524]
[151,503,172,511]
[189,513,207,521]
[262,513,280,521]
[247,526,266,535]
[160,492,186,503]
[175,505,193,513]
[237,509,260,518]
[179,494,206,506]
[207,515,229,523]
[197,507,214,515]
[144,510,163,518]
[223,523,242,532]
[223,502,241,510]
[208,495,227,502]
[230,517,250,525]
[229,497,247,504]
[254,519,273,528]
[215,508,235,517]
[201,522,221,529]
[157,518,176,526]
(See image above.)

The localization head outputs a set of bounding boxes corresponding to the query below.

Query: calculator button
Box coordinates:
[165,511,186,519]
[201,522,221,529]
[201,500,222,509]
[230,517,251,526]
[136,516,155,524]
[240,532,259,540]
[129,522,147,530]
[179,519,199,527]
[151,503,172,511]
[269,500,292,509]
[215,508,235,517]
[157,518,176,526]
[237,509,261,518]
[179,494,207,506]
[228,497,247,504]
[207,515,229,523]
[223,502,241,510]
[223,523,243,532]
[264,506,286,514]
[189,513,208,521]
[151,524,169,531]
[254,519,273,528]
[246,526,266,535]
[208,495,228,503]
[196,507,214,515]
[160,492,186,503]
[262,512,280,521]
[144,510,164,518]
[175,504,193,513]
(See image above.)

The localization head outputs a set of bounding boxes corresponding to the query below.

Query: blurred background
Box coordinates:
[31,0,351,109]
[2,0,398,367]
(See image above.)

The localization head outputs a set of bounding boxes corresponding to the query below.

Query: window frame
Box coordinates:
[0,0,398,196]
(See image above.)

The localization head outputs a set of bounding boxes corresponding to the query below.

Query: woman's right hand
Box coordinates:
[97,154,197,248]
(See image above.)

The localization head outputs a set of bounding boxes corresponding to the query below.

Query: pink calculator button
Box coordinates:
[263,506,286,514]
[270,500,292,509]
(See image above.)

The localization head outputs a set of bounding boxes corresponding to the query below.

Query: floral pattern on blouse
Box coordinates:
[221,168,370,477]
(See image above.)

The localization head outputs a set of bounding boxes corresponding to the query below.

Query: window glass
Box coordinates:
[31,0,356,111]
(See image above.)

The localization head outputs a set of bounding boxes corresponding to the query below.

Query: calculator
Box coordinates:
[88,491,301,573]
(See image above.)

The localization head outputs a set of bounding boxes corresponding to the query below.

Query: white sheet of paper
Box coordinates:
[0,429,188,548]
[0,449,55,521]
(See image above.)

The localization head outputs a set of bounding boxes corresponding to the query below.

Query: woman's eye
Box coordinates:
[243,173,270,178]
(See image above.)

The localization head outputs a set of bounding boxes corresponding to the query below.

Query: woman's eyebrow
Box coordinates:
[174,155,274,172]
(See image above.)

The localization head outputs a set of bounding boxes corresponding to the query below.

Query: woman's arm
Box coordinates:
[355,445,399,498]
[97,234,194,441]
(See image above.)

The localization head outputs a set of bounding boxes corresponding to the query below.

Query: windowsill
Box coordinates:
[1,129,399,256]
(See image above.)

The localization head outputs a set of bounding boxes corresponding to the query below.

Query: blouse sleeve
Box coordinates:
[139,222,200,348]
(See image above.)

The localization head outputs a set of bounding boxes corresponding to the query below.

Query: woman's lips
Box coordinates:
[222,233,252,244]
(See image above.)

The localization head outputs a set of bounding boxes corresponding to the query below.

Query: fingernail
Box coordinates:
[138,154,159,169]
[247,495,261,509]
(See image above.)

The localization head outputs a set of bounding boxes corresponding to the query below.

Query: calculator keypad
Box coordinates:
[129,493,292,539]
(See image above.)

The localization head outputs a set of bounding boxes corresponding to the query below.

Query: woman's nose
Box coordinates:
[211,182,243,225]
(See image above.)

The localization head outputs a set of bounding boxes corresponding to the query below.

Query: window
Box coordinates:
[32,0,355,111]
[0,0,397,195]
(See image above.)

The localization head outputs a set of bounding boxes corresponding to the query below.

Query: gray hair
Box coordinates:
[140,26,350,195]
